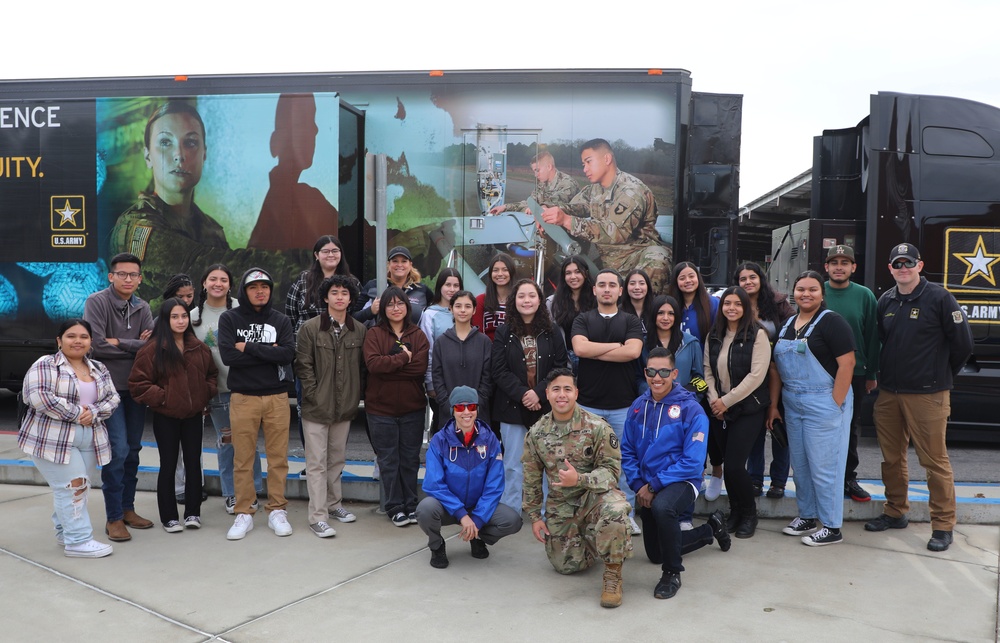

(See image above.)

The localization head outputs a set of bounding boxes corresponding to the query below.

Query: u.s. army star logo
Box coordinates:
[953,234,1000,287]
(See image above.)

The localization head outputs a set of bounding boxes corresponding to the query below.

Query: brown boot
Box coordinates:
[600,563,623,608]
[105,520,131,542]
[123,510,153,530]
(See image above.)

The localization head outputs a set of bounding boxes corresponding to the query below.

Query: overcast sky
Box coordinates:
[6,0,998,206]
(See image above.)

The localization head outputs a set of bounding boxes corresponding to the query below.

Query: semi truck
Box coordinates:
[0,69,742,388]
[768,91,1000,437]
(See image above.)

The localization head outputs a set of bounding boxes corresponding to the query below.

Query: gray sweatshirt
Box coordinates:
[83,286,154,391]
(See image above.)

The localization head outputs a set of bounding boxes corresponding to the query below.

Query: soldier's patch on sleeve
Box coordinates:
[128,224,153,261]
[952,310,965,323]
[609,433,619,449]
[614,203,627,215]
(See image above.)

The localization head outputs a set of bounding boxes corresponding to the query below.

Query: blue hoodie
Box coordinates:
[422,418,505,528]
[621,383,709,493]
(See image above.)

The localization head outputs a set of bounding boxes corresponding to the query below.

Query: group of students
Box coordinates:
[12,237,882,558]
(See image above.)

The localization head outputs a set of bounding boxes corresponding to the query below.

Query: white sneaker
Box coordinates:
[679,521,694,531]
[268,509,293,536]
[629,516,642,535]
[704,476,724,501]
[64,539,113,558]
[227,514,254,540]
[309,522,336,538]
[329,507,357,523]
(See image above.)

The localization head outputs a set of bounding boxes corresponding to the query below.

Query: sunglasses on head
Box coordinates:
[891,259,917,269]
[644,367,675,378]
[453,403,477,412]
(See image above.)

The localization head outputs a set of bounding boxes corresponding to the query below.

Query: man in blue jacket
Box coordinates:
[416,386,523,568]
[621,348,730,600]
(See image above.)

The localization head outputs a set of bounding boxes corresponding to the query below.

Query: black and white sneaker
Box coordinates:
[802,527,843,547]
[391,512,409,527]
[782,517,817,536]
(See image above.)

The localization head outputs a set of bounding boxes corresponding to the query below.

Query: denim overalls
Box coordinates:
[774,310,853,528]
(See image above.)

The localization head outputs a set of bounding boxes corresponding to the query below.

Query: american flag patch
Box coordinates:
[129,224,153,260]
[692,432,705,443]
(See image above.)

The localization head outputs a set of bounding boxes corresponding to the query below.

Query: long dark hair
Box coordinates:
[483,252,516,313]
[667,261,713,342]
[191,263,234,327]
[306,235,352,311]
[376,286,413,330]
[792,270,828,314]
[161,273,193,304]
[621,268,653,318]
[710,286,759,343]
[733,261,784,326]
[150,297,195,378]
[551,255,596,331]
[646,295,683,354]
[505,279,552,337]
[430,267,463,306]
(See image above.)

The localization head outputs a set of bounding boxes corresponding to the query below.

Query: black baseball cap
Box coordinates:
[888,243,921,263]
[826,245,855,262]
[388,246,411,261]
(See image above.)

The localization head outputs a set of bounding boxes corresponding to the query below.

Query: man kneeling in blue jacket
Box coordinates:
[622,348,730,599]
[416,386,523,568]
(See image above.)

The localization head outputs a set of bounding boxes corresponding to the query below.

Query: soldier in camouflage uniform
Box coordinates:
[110,101,309,307]
[523,368,632,608]
[490,151,579,214]
[541,139,672,295]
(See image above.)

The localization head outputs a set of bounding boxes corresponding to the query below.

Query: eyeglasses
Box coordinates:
[112,271,141,280]
[891,259,917,270]
[318,249,341,256]
[644,367,675,378]
[453,403,477,412]
[386,301,407,309]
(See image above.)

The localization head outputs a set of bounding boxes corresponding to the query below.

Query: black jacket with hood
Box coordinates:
[218,267,296,396]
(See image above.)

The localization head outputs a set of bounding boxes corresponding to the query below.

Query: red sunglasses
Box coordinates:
[453,403,478,412]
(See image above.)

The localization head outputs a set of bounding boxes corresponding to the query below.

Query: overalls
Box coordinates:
[774,310,853,529]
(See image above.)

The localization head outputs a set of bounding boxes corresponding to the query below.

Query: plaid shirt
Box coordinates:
[18,352,119,465]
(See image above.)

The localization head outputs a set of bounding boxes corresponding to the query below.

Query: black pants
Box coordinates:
[708,408,765,510]
[638,482,713,574]
[845,375,867,481]
[153,412,203,523]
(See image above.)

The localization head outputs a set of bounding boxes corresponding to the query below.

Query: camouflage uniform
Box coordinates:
[505,170,579,212]
[563,171,672,295]
[110,193,310,307]
[523,405,632,574]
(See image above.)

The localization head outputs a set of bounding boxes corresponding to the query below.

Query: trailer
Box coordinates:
[0,69,742,388]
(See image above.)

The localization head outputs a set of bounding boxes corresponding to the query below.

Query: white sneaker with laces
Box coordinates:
[629,516,642,535]
[64,539,113,558]
[704,476,723,501]
[329,507,357,523]
[268,509,293,536]
[227,514,254,540]
[309,522,336,538]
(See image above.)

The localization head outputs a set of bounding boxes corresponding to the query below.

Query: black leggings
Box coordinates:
[708,409,765,509]
[153,412,203,523]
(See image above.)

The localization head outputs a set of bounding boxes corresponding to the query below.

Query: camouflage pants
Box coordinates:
[599,243,673,296]
[544,489,633,574]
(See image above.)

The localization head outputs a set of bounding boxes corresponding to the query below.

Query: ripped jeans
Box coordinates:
[31,425,100,546]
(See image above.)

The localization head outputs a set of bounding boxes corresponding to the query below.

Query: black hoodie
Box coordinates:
[218,267,296,396]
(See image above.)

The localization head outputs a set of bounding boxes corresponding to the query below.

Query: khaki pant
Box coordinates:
[873,389,956,530]
[231,392,289,515]
[302,419,351,525]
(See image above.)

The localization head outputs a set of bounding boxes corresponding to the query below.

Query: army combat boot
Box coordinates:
[600,562,624,608]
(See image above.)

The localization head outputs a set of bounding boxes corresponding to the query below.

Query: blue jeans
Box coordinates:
[101,390,146,522]
[32,426,100,546]
[748,425,790,488]
[368,411,425,516]
[207,392,262,498]
[579,405,635,514]
[638,481,713,573]
[500,422,527,511]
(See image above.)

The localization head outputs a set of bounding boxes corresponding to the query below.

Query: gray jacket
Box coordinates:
[431,326,492,429]
[83,286,154,391]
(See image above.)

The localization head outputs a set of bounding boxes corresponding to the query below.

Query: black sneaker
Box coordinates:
[927,530,953,552]
[864,513,908,532]
[654,571,682,599]
[845,479,871,502]
[430,543,449,568]
[391,512,409,527]
[707,510,731,552]
[470,538,490,559]
[766,485,785,499]
[782,517,817,536]
[802,527,843,547]
[752,482,763,497]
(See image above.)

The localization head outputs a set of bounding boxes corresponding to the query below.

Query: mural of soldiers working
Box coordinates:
[489,150,579,214]
[541,139,672,295]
